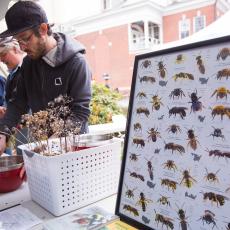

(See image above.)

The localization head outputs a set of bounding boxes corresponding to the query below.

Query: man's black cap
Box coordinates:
[0,1,48,38]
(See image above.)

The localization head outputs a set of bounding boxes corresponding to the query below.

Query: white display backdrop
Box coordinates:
[116,36,230,230]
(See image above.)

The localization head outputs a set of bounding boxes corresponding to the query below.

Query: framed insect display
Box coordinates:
[115,36,230,230]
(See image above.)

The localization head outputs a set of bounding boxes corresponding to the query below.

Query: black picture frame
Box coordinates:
[115,35,230,230]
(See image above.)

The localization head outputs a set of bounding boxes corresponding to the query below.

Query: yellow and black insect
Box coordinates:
[173,72,194,81]
[155,211,174,230]
[157,195,171,206]
[204,168,220,184]
[123,204,139,216]
[150,94,163,111]
[136,192,153,212]
[162,160,178,172]
[196,55,205,74]
[211,105,230,120]
[203,192,228,207]
[161,178,177,192]
[211,87,230,100]
[180,170,197,188]
[216,68,230,80]
[175,54,185,64]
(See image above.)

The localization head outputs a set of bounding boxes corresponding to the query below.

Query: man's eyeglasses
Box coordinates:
[14,32,34,46]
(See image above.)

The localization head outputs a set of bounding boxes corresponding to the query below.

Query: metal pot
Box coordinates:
[0,155,25,193]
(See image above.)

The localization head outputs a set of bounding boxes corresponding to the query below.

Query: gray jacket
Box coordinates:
[0,33,92,134]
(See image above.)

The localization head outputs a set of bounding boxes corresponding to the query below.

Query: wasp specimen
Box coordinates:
[144,157,154,180]
[157,61,167,78]
[139,75,156,83]
[203,192,229,207]
[129,171,145,181]
[136,107,150,117]
[136,192,153,212]
[187,129,199,150]
[204,168,220,183]
[217,47,230,61]
[157,195,171,206]
[147,127,161,142]
[150,94,163,110]
[175,54,185,64]
[155,211,174,230]
[169,88,185,100]
[216,68,230,80]
[163,160,178,172]
[211,105,230,120]
[169,106,187,119]
[209,127,225,140]
[125,184,136,199]
[166,124,181,135]
[189,90,203,113]
[133,122,142,132]
[196,55,205,74]
[141,60,152,68]
[129,153,140,161]
[198,210,217,229]
[132,138,145,148]
[161,178,178,192]
[211,87,230,100]
[123,204,139,216]
[176,205,189,230]
[180,170,197,188]
[173,72,194,81]
[164,142,185,154]
[136,91,147,99]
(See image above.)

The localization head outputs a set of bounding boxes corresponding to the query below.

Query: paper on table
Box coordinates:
[0,205,42,230]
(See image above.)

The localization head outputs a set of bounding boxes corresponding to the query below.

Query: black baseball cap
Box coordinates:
[0,1,48,38]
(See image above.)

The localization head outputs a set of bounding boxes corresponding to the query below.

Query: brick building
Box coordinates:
[58,0,230,91]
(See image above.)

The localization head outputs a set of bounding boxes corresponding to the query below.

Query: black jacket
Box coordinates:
[0,33,92,134]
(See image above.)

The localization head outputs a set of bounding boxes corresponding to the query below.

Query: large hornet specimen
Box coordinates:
[187,129,200,150]
[136,192,153,212]
[204,168,220,184]
[198,210,218,229]
[155,211,174,230]
[196,55,205,74]
[211,105,230,120]
[164,142,185,155]
[162,160,178,172]
[147,127,161,142]
[211,87,230,100]
[161,178,178,192]
[217,47,230,61]
[189,89,203,113]
[180,170,197,188]
[157,61,167,78]
[169,88,185,100]
[150,94,163,110]
[173,72,194,81]
[169,106,187,119]
[123,204,139,216]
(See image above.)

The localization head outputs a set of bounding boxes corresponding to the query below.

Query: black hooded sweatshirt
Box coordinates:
[0,33,92,134]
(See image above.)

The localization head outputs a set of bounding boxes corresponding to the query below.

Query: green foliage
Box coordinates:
[89,83,123,125]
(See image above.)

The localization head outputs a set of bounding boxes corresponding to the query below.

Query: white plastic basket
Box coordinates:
[20,138,122,216]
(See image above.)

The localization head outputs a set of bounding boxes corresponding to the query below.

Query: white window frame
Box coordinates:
[193,15,206,33]
[179,18,190,39]
[102,0,111,10]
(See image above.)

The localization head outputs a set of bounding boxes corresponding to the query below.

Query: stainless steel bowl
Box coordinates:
[0,155,24,173]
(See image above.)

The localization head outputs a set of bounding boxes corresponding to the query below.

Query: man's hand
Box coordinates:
[0,106,6,119]
[0,134,6,156]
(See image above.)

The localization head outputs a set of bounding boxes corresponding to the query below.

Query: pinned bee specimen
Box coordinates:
[128,170,145,182]
[136,107,150,117]
[133,122,142,132]
[216,68,230,80]
[161,178,178,192]
[211,105,230,120]
[169,106,188,119]
[209,127,225,140]
[187,129,200,150]
[157,60,167,78]
[173,72,194,81]
[140,59,152,68]
[198,210,217,229]
[136,192,153,212]
[123,204,139,216]
[175,54,185,64]
[176,204,190,230]
[144,156,154,180]
[196,55,205,74]
[132,138,145,148]
[162,160,178,172]
[166,124,182,135]
[157,195,171,206]
[203,192,229,207]
[164,142,185,155]
[180,170,197,188]
[155,211,174,230]
[204,168,220,184]
[217,47,230,61]
[125,184,136,199]
[147,127,161,142]
[150,94,163,110]
[189,90,203,113]
[129,153,140,162]
[211,87,230,100]
[169,88,185,100]
[136,91,147,99]
[139,75,156,84]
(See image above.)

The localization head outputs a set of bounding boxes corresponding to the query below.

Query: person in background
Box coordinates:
[0,37,26,155]
[0,1,92,155]
[0,75,6,107]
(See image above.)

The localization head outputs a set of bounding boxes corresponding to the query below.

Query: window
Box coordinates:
[179,18,190,39]
[102,0,110,10]
[194,15,206,33]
